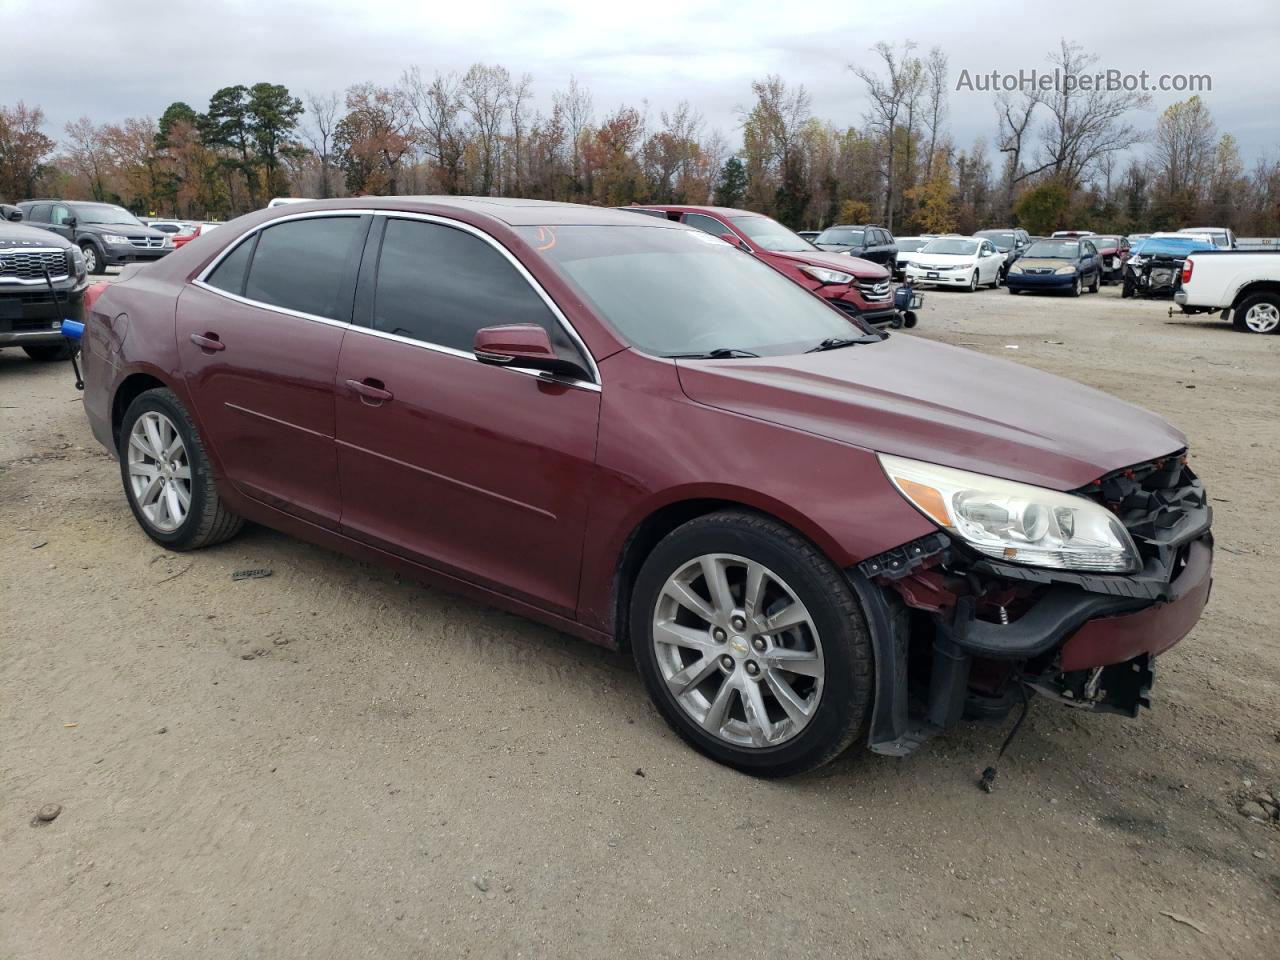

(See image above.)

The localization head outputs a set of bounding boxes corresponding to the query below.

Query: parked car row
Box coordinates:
[72,196,1215,777]
[16,199,174,273]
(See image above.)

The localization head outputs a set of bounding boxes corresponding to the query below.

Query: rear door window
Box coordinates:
[242,216,366,321]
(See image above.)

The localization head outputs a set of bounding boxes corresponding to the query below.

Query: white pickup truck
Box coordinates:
[1173,251,1280,334]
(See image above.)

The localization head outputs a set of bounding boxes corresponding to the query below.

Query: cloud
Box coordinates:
[2,0,1275,163]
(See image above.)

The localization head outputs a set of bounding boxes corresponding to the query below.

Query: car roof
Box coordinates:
[272,196,686,228]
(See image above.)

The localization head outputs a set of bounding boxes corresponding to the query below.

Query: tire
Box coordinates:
[966,270,978,292]
[22,343,72,361]
[629,510,872,778]
[118,387,244,550]
[80,241,105,275]
[1088,269,1100,293]
[1121,278,1134,299]
[1007,286,1019,295]
[1069,275,1082,297]
[1232,292,1280,334]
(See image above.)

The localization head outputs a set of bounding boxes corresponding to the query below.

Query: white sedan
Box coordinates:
[902,237,1004,291]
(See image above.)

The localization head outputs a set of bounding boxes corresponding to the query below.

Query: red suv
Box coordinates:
[78,198,1213,777]
[625,205,920,329]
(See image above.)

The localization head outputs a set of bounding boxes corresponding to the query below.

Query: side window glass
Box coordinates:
[243,217,365,321]
[205,236,256,296]
[29,204,50,222]
[52,205,72,225]
[681,214,732,239]
[372,218,583,365]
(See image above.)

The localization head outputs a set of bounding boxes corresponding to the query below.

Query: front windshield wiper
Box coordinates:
[665,347,761,359]
[805,335,882,353]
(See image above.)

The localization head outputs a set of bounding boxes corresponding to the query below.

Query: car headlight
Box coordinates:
[103,233,131,245]
[1007,263,1024,274]
[800,264,855,285]
[162,235,174,248]
[69,246,86,277]
[1054,265,1077,275]
[878,454,1139,573]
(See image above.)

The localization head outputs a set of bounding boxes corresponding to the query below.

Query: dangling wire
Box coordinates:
[979,681,1031,793]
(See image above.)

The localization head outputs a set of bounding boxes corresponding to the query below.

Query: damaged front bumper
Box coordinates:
[852,453,1213,755]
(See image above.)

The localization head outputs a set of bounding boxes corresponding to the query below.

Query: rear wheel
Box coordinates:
[630,511,872,777]
[22,343,72,361]
[1233,293,1280,334]
[118,388,244,550]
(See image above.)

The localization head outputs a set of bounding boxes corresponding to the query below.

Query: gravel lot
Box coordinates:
[2,277,1277,959]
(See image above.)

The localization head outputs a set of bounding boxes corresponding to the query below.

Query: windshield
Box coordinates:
[895,236,929,252]
[814,228,864,247]
[974,231,1015,250]
[1133,237,1214,257]
[1092,235,1122,250]
[729,216,814,253]
[1024,240,1080,258]
[521,224,874,357]
[72,203,143,226]
[921,238,979,256]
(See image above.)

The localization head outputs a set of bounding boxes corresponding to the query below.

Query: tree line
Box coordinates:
[2,39,1277,237]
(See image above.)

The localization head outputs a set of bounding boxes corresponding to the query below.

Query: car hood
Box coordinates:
[1015,257,1074,270]
[768,249,888,279]
[0,222,73,248]
[908,252,977,267]
[82,222,165,238]
[674,334,1185,490]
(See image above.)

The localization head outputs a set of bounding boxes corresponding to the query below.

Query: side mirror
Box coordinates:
[5,207,22,222]
[474,324,586,380]
[66,216,78,229]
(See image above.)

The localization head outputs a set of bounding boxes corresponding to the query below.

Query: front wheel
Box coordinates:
[80,241,105,275]
[1088,270,1100,293]
[630,511,872,777]
[966,270,978,292]
[118,387,244,549]
[1069,275,1082,297]
[1233,293,1280,334]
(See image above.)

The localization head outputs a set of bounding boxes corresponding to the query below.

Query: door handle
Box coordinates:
[190,332,225,352]
[346,378,393,404]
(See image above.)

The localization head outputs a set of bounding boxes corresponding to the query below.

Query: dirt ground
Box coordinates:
[2,276,1277,960]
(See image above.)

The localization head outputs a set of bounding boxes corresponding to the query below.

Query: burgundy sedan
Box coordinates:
[79,198,1213,777]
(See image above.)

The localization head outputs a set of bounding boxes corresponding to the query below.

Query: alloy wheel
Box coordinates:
[127,411,192,532]
[651,553,825,748]
[82,244,97,273]
[1244,302,1280,333]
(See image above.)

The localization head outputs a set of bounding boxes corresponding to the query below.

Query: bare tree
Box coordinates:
[507,72,533,193]
[1030,40,1151,191]
[63,117,112,200]
[553,75,593,187]
[994,91,1039,215]
[922,47,949,182]
[461,63,512,195]
[303,90,340,198]
[1152,95,1216,200]
[401,67,466,194]
[851,41,924,230]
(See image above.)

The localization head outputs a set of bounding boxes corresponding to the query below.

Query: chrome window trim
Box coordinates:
[192,207,602,389]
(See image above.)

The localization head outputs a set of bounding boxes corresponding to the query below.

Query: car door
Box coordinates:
[1081,240,1098,279]
[49,204,76,242]
[979,241,1000,283]
[177,213,371,529]
[334,214,602,617]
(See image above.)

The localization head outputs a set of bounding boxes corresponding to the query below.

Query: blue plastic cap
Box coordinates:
[61,319,85,340]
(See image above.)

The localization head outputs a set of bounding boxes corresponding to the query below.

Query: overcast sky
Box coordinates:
[3,0,1278,168]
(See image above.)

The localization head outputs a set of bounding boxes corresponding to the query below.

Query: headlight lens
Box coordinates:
[878,454,1140,573]
[103,233,130,245]
[69,246,86,277]
[1054,265,1077,275]
[800,264,855,285]
[1007,263,1024,274]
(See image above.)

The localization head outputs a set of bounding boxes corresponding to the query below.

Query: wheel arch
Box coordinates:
[609,490,850,653]
[110,369,172,448]
[1231,280,1280,311]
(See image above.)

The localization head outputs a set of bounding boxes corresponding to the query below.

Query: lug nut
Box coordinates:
[731,615,746,631]
[745,660,760,676]
[751,637,767,652]
[712,627,727,642]
[720,655,735,671]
